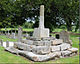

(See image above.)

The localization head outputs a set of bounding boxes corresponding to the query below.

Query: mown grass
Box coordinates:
[1,28,34,32]
[0,30,79,63]
[1,28,79,33]
[0,47,30,63]
[0,35,17,42]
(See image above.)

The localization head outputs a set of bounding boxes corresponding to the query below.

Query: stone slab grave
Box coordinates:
[5,5,78,62]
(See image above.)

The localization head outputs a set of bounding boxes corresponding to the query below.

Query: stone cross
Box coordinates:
[18,26,23,42]
[39,5,44,29]
[33,5,49,38]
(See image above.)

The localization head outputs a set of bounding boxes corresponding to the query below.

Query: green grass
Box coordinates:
[52,28,67,32]
[0,35,17,42]
[0,33,79,63]
[0,47,30,63]
[1,28,79,33]
[1,28,33,32]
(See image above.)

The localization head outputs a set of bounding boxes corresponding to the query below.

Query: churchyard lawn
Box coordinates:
[0,32,79,64]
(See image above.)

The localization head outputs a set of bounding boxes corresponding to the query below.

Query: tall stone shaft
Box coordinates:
[39,5,44,28]
[33,5,49,38]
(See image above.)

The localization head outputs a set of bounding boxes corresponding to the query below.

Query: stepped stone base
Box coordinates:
[5,46,78,61]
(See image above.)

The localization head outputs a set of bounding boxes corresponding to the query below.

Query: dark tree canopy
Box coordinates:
[0,0,79,32]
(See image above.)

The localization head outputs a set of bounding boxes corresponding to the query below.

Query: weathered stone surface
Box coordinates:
[50,46,60,52]
[28,37,41,41]
[5,47,58,61]
[18,26,23,42]
[0,39,3,46]
[59,43,71,51]
[5,47,21,54]
[33,5,49,38]
[68,48,78,53]
[15,43,35,51]
[15,43,27,50]
[32,46,50,54]
[6,41,9,47]
[60,30,72,45]
[11,33,16,39]
[41,37,55,41]
[61,50,72,56]
[33,41,43,46]
[33,40,51,46]
[54,51,61,56]
[33,28,49,38]
[51,39,63,45]
[22,40,33,45]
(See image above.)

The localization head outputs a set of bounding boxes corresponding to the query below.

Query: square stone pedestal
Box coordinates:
[33,28,49,38]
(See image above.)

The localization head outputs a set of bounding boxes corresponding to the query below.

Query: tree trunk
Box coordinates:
[66,17,72,31]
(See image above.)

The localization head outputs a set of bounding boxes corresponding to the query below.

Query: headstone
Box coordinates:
[60,30,72,45]
[11,33,16,39]
[18,26,23,42]
[6,40,9,47]
[33,5,49,38]
[26,33,29,37]
[0,39,3,46]
[7,30,10,36]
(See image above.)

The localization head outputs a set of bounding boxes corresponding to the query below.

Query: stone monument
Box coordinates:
[18,26,23,42]
[33,5,49,38]
[5,5,78,62]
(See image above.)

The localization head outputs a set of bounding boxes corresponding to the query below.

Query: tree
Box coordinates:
[0,0,79,32]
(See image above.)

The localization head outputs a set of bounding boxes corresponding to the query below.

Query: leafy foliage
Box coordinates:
[0,0,79,32]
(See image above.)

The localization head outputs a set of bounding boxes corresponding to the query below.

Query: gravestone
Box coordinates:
[12,33,16,39]
[60,30,72,45]
[7,30,10,36]
[33,5,49,38]
[18,26,23,42]
[0,39,3,46]
[6,40,9,47]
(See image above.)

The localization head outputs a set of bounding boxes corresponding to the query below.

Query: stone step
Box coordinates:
[33,40,51,46]
[61,50,72,57]
[59,43,71,51]
[50,46,60,52]
[51,39,63,45]
[68,48,78,53]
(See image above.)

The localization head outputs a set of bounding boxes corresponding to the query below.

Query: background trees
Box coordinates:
[0,0,79,32]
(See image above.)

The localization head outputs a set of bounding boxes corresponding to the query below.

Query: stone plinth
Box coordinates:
[33,28,49,38]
